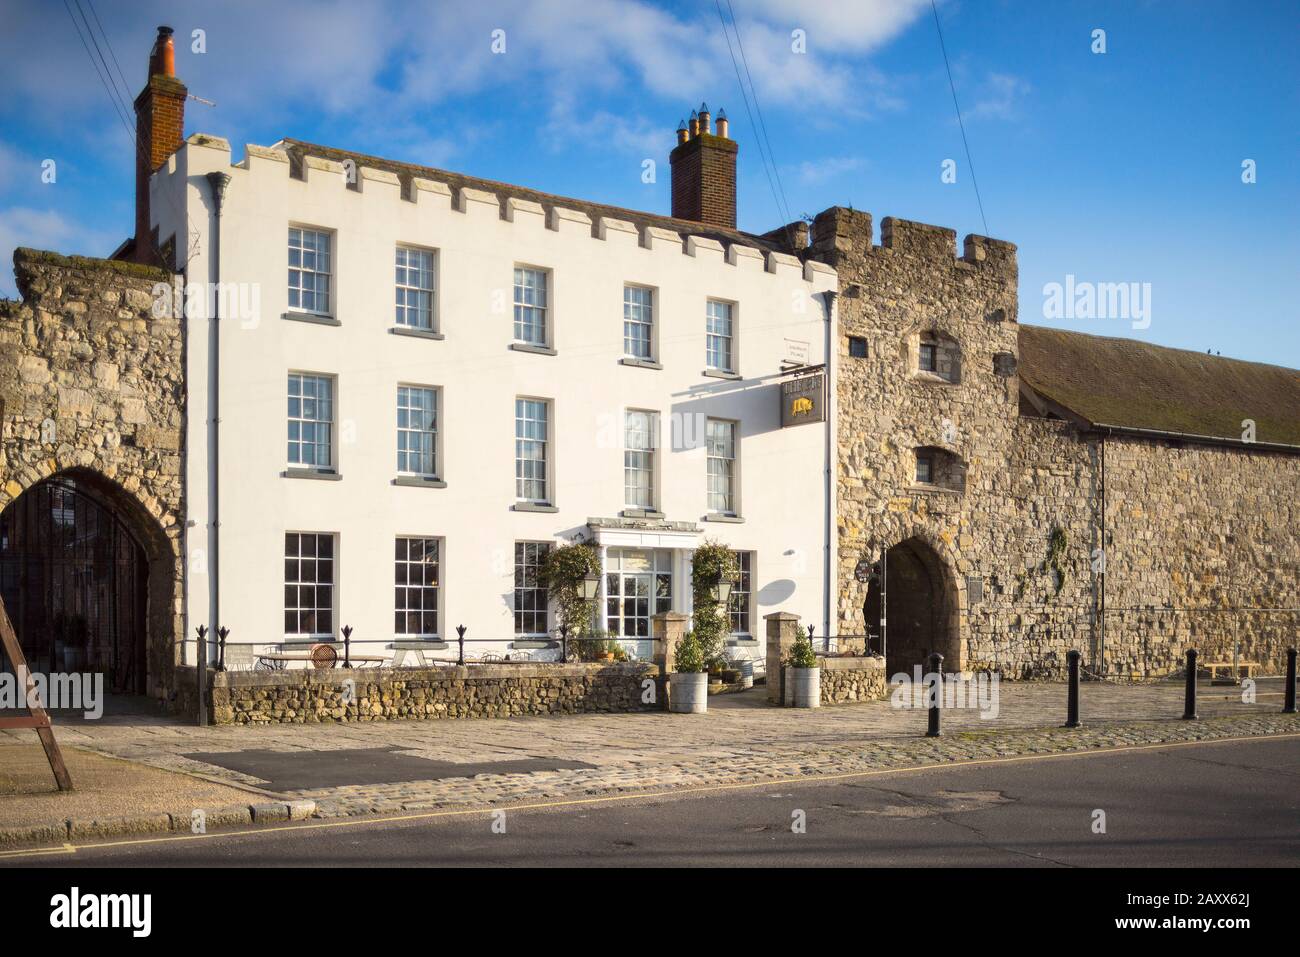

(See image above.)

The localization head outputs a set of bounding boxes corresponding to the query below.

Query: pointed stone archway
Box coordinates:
[0,468,178,697]
[863,534,962,675]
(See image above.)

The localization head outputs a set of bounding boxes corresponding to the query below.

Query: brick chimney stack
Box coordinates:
[133,25,186,264]
[670,101,737,229]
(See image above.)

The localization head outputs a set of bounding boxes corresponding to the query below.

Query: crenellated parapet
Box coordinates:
[167,134,835,290]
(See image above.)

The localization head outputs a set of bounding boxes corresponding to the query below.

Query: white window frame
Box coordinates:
[624,409,658,510]
[284,531,336,639]
[514,541,552,638]
[287,372,335,472]
[623,284,655,361]
[395,245,437,331]
[513,266,550,347]
[394,536,441,639]
[396,385,439,478]
[706,299,735,373]
[729,551,754,636]
[515,397,551,504]
[288,226,332,316]
[706,418,738,516]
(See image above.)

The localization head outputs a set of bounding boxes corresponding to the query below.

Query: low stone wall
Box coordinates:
[817,656,887,705]
[208,662,660,725]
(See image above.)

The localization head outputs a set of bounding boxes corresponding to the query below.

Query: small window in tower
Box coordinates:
[918,342,937,373]
[915,450,935,485]
[848,336,868,359]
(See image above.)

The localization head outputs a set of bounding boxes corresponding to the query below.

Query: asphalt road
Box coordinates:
[5,736,1297,868]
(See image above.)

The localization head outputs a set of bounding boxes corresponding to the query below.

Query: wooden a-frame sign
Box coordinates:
[0,595,73,790]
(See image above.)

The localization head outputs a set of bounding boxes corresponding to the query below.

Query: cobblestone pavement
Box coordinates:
[3,680,1294,819]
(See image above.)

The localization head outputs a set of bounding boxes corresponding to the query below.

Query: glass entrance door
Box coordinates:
[605,548,672,638]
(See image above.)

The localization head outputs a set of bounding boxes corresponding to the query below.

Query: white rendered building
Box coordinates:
[138,39,837,666]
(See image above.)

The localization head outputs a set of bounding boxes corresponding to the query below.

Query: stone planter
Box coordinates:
[790,667,821,708]
[669,671,708,714]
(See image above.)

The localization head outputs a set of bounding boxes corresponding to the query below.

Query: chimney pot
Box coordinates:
[698,102,711,135]
[676,119,688,145]
[716,108,729,139]
[149,25,176,78]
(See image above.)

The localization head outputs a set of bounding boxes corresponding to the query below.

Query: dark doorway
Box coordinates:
[0,476,148,694]
[864,537,952,676]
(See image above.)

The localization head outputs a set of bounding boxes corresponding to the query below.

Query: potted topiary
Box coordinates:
[669,631,708,714]
[785,633,821,708]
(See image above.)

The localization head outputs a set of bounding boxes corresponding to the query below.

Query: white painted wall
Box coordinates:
[157,134,837,664]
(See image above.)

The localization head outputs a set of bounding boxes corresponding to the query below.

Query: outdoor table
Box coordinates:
[255,652,314,671]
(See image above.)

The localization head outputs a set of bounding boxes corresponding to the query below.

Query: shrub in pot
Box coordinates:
[785,634,821,708]
[669,631,708,714]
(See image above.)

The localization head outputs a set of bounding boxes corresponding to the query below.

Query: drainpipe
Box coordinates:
[202,170,230,728]
[819,289,837,649]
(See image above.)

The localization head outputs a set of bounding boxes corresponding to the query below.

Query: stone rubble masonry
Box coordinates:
[817,656,887,704]
[209,662,661,725]
[0,248,186,701]
[809,207,1299,678]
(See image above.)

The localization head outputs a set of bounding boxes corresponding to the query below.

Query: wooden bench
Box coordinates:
[1204,660,1259,684]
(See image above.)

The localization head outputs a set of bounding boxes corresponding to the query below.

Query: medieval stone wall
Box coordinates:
[0,248,186,701]
[813,207,1299,679]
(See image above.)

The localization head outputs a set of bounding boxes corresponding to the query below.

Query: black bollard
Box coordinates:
[926,652,943,737]
[456,624,467,666]
[1181,648,1199,720]
[195,625,208,728]
[559,624,569,663]
[1284,648,1297,715]
[216,626,229,672]
[1064,649,1081,728]
[342,625,353,669]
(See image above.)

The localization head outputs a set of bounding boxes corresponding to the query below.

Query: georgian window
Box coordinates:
[623,285,654,360]
[287,373,334,470]
[515,398,550,503]
[284,532,334,637]
[706,299,734,372]
[514,542,551,637]
[397,385,438,477]
[395,537,440,638]
[288,227,331,314]
[513,267,549,346]
[729,551,753,635]
[624,410,657,509]
[706,418,737,515]
[395,246,435,330]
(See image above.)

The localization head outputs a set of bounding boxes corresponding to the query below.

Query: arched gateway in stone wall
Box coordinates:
[0,249,185,705]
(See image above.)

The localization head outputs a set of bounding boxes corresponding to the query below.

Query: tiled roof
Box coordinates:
[1018,325,1300,448]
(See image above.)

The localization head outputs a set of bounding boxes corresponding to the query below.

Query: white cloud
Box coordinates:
[792,156,866,184]
[969,72,1032,121]
[0,207,116,299]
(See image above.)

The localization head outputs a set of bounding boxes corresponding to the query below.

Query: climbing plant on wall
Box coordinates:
[690,539,740,668]
[539,541,601,636]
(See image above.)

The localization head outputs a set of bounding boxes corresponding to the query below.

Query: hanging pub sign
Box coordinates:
[781,373,825,427]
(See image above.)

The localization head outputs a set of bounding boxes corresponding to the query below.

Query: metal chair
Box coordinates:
[310,643,338,670]
[479,652,503,663]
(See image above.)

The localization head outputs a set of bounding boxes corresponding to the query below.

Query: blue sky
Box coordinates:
[1,0,1296,366]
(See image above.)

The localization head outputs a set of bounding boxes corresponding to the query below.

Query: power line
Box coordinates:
[724,0,794,228]
[930,0,989,235]
[713,0,796,248]
[62,0,134,141]
[83,0,134,117]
